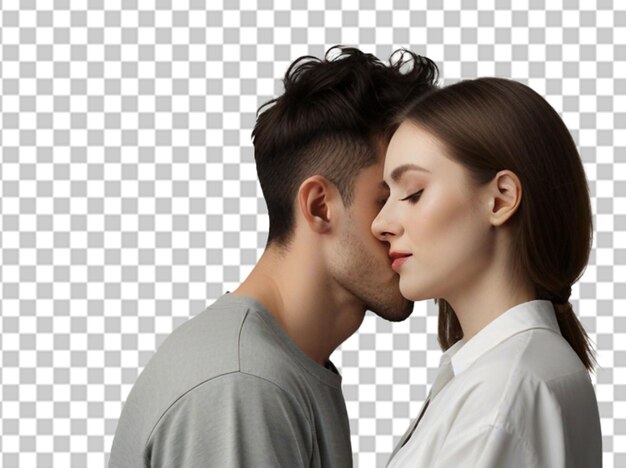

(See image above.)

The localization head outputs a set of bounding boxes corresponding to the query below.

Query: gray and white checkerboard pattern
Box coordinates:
[1,1,624,467]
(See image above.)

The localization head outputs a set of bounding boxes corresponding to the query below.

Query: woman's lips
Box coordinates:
[391,255,412,271]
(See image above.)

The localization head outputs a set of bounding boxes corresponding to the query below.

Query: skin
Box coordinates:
[371,121,536,342]
[233,151,414,366]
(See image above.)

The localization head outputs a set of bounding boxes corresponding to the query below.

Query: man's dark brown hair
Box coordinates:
[252,46,439,248]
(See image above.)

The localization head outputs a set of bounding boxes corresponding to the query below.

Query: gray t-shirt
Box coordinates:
[109,293,352,467]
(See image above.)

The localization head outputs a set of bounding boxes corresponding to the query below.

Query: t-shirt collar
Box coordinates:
[442,300,561,377]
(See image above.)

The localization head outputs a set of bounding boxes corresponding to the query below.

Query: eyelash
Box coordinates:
[401,190,424,204]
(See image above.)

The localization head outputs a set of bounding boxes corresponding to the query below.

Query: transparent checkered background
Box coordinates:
[1,1,624,467]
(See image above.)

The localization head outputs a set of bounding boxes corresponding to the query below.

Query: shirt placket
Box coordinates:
[387,357,455,465]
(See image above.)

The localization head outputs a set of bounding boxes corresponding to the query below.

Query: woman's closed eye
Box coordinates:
[401,190,424,204]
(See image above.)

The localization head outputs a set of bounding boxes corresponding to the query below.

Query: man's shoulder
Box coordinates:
[127,292,329,414]
[132,294,301,400]
[111,297,277,458]
[109,296,319,466]
[144,297,250,381]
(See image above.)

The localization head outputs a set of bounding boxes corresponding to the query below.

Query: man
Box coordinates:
[109,46,438,467]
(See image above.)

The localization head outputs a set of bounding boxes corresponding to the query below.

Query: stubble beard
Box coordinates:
[333,228,414,322]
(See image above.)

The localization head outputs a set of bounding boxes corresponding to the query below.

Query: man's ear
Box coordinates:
[486,170,523,227]
[297,175,340,235]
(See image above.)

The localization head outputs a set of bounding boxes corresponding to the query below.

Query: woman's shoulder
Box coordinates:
[455,328,593,417]
[466,326,589,382]
[481,328,596,422]
[511,327,590,383]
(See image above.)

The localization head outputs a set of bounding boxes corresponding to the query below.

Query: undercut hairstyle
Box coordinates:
[252,46,439,248]
[398,77,596,371]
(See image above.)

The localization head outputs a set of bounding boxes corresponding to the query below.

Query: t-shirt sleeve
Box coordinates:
[145,371,313,468]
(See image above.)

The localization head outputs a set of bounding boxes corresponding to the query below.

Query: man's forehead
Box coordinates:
[352,159,387,192]
[373,134,390,156]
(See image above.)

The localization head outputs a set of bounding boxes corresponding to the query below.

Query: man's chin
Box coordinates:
[369,299,415,322]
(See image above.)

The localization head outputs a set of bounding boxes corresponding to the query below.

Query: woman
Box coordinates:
[372,78,602,468]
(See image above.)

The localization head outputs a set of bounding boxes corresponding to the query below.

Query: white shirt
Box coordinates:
[387,300,602,468]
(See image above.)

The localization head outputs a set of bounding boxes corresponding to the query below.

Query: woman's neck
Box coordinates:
[444,260,537,342]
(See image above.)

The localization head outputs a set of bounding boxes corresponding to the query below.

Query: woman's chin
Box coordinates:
[398,286,433,303]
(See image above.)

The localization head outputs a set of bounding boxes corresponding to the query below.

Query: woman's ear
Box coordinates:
[486,170,523,227]
[297,175,339,235]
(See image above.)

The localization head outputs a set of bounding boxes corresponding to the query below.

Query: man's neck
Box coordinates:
[231,247,366,366]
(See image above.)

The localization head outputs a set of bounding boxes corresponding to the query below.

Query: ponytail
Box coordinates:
[540,284,597,372]
[551,300,597,372]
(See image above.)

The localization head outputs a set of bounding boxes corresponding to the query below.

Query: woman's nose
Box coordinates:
[371,210,397,241]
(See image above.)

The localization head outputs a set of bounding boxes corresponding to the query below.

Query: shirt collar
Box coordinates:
[443,300,561,376]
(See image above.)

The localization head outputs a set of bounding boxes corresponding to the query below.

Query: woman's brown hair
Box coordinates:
[400,77,596,371]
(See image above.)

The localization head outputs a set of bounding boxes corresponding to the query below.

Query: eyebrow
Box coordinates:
[380,163,431,188]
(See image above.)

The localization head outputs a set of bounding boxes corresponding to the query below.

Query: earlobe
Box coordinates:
[489,170,522,227]
[297,176,336,235]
